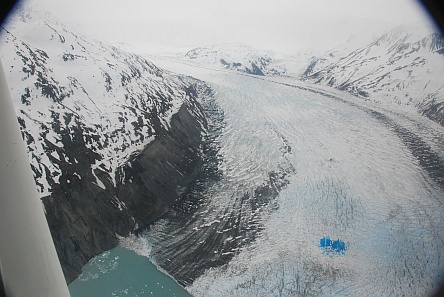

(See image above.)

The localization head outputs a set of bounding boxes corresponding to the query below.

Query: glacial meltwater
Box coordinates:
[68,247,192,297]
[319,237,347,255]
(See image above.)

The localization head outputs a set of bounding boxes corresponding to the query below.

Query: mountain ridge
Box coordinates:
[178,26,444,126]
[183,43,289,76]
[303,25,444,125]
[1,5,214,283]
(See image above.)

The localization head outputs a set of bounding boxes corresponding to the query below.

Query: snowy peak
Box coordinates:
[303,25,444,125]
[184,43,286,76]
[368,25,444,55]
[418,32,444,53]
[1,6,214,282]
[185,43,258,58]
[1,6,205,196]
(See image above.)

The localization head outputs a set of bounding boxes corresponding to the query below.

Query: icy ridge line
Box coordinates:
[303,26,444,125]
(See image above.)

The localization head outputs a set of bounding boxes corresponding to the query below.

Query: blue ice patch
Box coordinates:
[319,237,346,255]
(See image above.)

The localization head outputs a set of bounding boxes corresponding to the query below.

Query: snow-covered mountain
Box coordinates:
[1,6,212,282]
[303,25,444,125]
[2,6,199,196]
[183,43,288,76]
[3,6,444,295]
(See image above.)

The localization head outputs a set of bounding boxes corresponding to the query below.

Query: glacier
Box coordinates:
[145,58,444,296]
[1,5,444,296]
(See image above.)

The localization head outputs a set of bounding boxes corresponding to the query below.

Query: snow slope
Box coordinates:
[183,43,287,75]
[0,6,204,197]
[0,5,217,283]
[147,58,444,297]
[303,25,444,125]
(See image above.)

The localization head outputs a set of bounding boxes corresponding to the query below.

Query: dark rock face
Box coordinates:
[246,62,265,76]
[41,119,135,282]
[42,96,209,283]
[1,7,218,284]
[115,102,207,227]
[135,98,296,286]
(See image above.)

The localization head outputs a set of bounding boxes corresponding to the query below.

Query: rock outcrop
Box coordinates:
[43,95,210,283]
[0,5,214,283]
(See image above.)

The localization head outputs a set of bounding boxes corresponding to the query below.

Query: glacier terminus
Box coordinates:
[1,4,444,297]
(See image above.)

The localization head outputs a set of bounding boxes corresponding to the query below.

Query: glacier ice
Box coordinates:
[146,59,444,297]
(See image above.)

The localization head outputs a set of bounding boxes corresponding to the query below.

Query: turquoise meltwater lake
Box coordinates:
[69,247,192,297]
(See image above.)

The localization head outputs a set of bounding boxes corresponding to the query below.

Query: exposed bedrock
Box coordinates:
[42,98,209,283]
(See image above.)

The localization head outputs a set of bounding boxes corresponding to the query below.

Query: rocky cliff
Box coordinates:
[0,6,214,283]
[43,93,212,283]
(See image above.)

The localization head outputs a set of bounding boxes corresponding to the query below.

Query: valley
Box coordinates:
[1,5,444,296]
[135,58,444,296]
